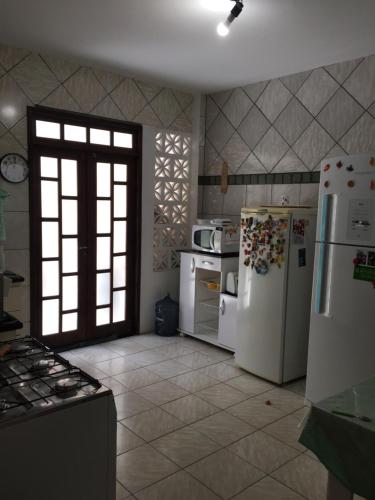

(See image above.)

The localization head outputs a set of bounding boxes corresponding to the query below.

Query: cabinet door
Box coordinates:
[179,253,196,333]
[218,294,238,350]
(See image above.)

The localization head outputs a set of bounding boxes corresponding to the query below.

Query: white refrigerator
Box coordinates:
[236,206,317,384]
[306,153,375,403]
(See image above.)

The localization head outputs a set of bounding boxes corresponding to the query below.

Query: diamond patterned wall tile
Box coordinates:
[151,89,181,127]
[253,127,289,171]
[242,80,268,102]
[10,118,27,148]
[135,105,162,127]
[238,105,270,150]
[11,54,59,103]
[273,149,308,172]
[206,112,234,153]
[92,96,124,121]
[237,153,266,174]
[368,102,375,118]
[317,88,363,141]
[136,80,161,102]
[64,67,106,112]
[222,89,252,128]
[41,54,80,82]
[340,112,375,154]
[324,58,363,84]
[0,122,6,138]
[93,68,123,93]
[111,78,147,121]
[0,74,31,128]
[210,89,233,108]
[0,132,27,159]
[42,85,80,112]
[173,90,193,111]
[293,121,334,170]
[343,55,375,108]
[0,45,29,71]
[221,132,250,173]
[280,70,311,95]
[274,97,313,145]
[206,96,220,130]
[171,113,192,133]
[296,68,338,115]
[204,141,222,175]
[256,80,292,122]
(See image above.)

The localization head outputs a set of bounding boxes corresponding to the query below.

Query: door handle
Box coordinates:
[191,257,195,273]
[202,260,214,265]
[220,298,225,315]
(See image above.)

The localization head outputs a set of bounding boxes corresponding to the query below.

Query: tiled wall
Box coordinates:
[199,54,375,216]
[0,43,193,336]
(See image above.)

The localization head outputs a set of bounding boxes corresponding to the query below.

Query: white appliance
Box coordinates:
[192,223,240,254]
[236,206,317,384]
[306,153,375,403]
[226,271,238,295]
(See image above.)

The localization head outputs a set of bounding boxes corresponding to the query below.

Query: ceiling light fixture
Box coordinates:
[217,0,244,37]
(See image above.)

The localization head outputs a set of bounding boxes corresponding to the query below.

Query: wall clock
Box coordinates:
[0,153,28,183]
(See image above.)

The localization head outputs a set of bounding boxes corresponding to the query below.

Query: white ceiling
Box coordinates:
[1,0,375,92]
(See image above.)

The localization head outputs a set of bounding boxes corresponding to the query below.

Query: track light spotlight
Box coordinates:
[217,0,244,37]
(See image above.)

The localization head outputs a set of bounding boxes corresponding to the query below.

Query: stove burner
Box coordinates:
[55,377,79,394]
[10,342,30,354]
[31,359,53,372]
[0,399,9,412]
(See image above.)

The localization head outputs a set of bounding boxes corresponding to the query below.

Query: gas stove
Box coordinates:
[0,337,102,422]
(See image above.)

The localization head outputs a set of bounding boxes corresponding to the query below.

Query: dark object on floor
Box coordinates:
[155,294,179,337]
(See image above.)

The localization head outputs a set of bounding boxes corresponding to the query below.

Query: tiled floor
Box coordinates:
[61,333,329,500]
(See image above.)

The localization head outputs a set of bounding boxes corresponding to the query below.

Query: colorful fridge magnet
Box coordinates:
[292,219,305,245]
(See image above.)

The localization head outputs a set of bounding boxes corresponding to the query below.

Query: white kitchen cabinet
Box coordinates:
[178,251,238,351]
[218,293,238,351]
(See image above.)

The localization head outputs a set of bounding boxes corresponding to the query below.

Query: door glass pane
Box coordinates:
[62,199,78,235]
[97,273,110,306]
[97,163,111,197]
[113,132,132,148]
[113,290,126,323]
[40,156,58,178]
[90,128,110,145]
[114,185,127,217]
[42,261,59,297]
[62,275,78,311]
[114,163,127,182]
[36,120,60,139]
[42,222,59,258]
[96,308,110,326]
[97,237,111,270]
[41,180,58,218]
[62,312,78,332]
[114,221,126,253]
[113,255,126,288]
[42,299,59,336]
[61,159,77,196]
[64,124,86,143]
[97,200,111,234]
[62,238,78,273]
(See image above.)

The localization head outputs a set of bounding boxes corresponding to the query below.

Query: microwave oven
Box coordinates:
[192,224,240,254]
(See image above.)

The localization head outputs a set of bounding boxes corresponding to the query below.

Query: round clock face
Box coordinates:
[0,154,28,183]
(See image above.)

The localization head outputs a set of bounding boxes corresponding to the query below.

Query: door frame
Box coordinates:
[28,106,142,346]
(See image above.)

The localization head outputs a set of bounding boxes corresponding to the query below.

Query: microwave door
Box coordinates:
[194,229,213,251]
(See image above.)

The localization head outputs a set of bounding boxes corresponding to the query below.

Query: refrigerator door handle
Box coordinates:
[191,257,195,274]
[315,243,326,314]
[220,298,225,315]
